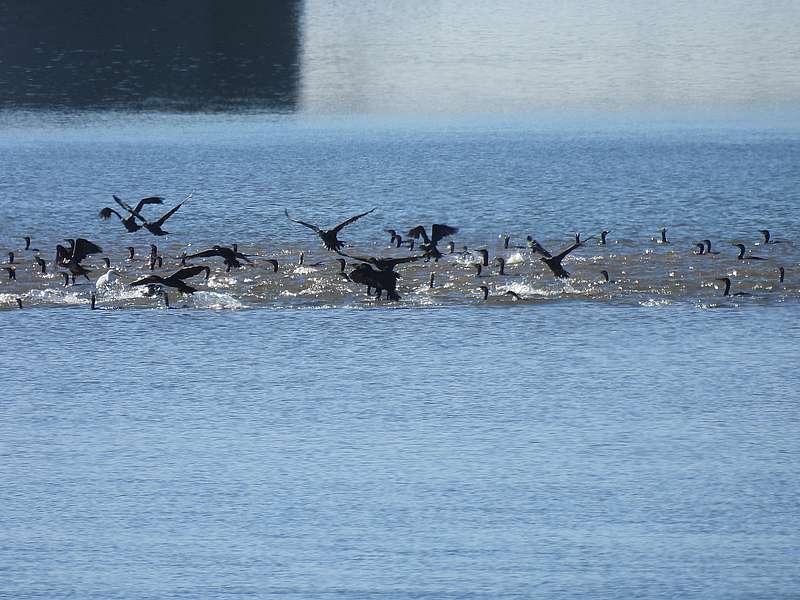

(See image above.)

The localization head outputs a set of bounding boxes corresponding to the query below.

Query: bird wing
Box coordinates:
[430,223,458,244]
[72,238,103,262]
[170,266,210,281]
[285,209,321,233]
[331,207,376,233]
[133,196,164,213]
[155,201,185,226]
[130,275,161,286]
[407,225,430,243]
[380,254,426,268]
[113,195,148,223]
[336,251,375,265]
[551,240,583,263]
[185,248,223,259]
[98,207,118,220]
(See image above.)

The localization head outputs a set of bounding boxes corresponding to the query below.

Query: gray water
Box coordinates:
[2,1,800,598]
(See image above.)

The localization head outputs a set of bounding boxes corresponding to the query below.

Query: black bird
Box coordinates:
[265,259,279,273]
[779,266,785,284]
[694,243,706,255]
[540,237,593,278]
[114,194,189,236]
[759,229,784,244]
[407,223,458,261]
[34,256,46,274]
[338,251,425,274]
[479,284,489,300]
[4,266,15,281]
[702,239,719,255]
[385,229,399,245]
[504,290,522,301]
[99,196,163,232]
[734,243,766,261]
[599,230,609,245]
[127,247,135,260]
[348,263,401,300]
[503,235,510,249]
[22,237,40,252]
[526,236,552,258]
[494,257,517,276]
[130,265,210,294]
[7,252,14,264]
[285,207,376,252]
[599,270,616,284]
[654,227,670,244]
[716,277,751,297]
[477,249,489,266]
[56,238,103,282]
[185,245,253,272]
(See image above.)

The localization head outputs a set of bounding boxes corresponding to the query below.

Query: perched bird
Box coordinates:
[653,227,670,244]
[130,265,210,294]
[407,223,458,261]
[285,207,376,252]
[4,266,15,281]
[34,256,46,274]
[599,230,609,245]
[694,243,706,255]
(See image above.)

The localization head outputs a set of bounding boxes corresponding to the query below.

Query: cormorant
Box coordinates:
[653,228,670,244]
[99,196,163,232]
[114,194,189,236]
[7,252,14,264]
[56,238,102,282]
[34,256,46,274]
[285,207,376,252]
[759,229,784,244]
[130,265,210,294]
[702,240,719,255]
[716,277,751,297]
[22,237,40,252]
[734,243,766,261]
[779,266,785,284]
[407,223,458,261]
[540,237,592,278]
[265,259,279,273]
[526,236,552,258]
[477,249,489,266]
[347,263,401,300]
[127,247,135,260]
[494,257,516,276]
[505,290,522,301]
[186,245,252,272]
[599,230,609,245]
[479,284,489,300]
[4,266,15,281]
[694,243,706,255]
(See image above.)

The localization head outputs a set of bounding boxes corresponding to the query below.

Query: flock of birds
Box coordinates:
[0,193,795,310]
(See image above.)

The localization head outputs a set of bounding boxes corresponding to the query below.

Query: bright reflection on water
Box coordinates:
[1,304,799,598]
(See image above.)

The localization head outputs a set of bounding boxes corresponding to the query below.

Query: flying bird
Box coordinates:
[285,207,376,252]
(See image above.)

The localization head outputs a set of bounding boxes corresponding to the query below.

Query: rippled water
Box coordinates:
[1,113,799,598]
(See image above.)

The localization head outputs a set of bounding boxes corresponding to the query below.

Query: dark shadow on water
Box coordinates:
[0,0,302,111]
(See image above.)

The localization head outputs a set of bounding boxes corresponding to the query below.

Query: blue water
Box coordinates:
[2,302,799,598]
[2,1,800,596]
